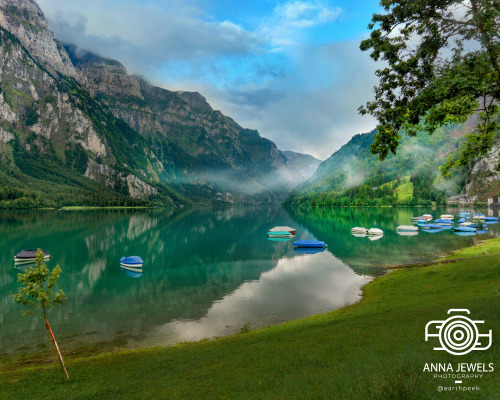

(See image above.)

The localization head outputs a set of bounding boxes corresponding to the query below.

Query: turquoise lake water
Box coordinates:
[1,206,498,360]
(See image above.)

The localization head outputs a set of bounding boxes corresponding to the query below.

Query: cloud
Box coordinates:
[274,1,342,28]
[38,0,264,75]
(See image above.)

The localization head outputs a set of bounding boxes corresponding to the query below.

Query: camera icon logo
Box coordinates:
[425,309,492,355]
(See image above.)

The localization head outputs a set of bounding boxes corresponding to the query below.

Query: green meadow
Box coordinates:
[1,239,499,399]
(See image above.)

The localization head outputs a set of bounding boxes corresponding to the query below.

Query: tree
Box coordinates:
[359,0,500,174]
[13,249,69,380]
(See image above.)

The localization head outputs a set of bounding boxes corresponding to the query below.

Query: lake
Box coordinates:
[1,206,498,361]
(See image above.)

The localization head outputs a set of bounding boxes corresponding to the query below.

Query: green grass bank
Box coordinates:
[1,239,499,399]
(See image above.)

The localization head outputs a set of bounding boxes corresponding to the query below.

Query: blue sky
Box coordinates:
[37,0,383,159]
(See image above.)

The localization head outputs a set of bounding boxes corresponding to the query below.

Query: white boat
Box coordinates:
[397,231,418,236]
[368,228,384,236]
[460,222,472,226]
[440,214,454,219]
[396,225,418,232]
[422,214,433,220]
[351,227,368,233]
[269,226,297,235]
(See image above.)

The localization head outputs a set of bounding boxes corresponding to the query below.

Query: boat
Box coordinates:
[269,226,296,235]
[397,231,418,236]
[474,213,485,217]
[434,219,454,225]
[14,249,51,263]
[120,256,144,268]
[420,224,443,230]
[396,225,418,232]
[458,218,466,224]
[351,227,368,233]
[422,214,433,220]
[410,216,424,221]
[454,226,477,233]
[416,219,427,224]
[440,214,454,219]
[473,215,485,220]
[460,222,472,226]
[459,212,471,218]
[267,231,293,238]
[293,239,326,248]
[483,216,499,221]
[368,228,384,236]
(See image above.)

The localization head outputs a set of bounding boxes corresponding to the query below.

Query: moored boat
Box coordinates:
[267,231,293,238]
[440,214,454,220]
[454,226,477,233]
[422,214,433,220]
[396,225,418,232]
[293,239,326,248]
[269,226,296,235]
[14,249,51,263]
[434,219,454,225]
[351,227,368,233]
[368,228,384,236]
[120,256,144,268]
[420,224,443,230]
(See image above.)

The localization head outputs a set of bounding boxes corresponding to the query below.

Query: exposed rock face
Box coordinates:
[0,0,78,78]
[465,145,500,202]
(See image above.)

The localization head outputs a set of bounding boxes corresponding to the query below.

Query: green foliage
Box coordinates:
[360,0,500,171]
[13,249,66,317]
[25,105,39,127]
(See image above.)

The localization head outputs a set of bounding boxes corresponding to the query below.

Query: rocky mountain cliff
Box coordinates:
[0,0,310,206]
[64,45,296,203]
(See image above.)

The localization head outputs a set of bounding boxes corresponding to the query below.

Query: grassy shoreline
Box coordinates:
[1,239,499,399]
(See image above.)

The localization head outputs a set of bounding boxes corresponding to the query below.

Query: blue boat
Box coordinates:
[458,218,466,223]
[120,256,144,268]
[459,212,471,218]
[454,226,477,233]
[293,239,326,248]
[420,224,443,230]
[483,216,499,221]
[434,219,454,225]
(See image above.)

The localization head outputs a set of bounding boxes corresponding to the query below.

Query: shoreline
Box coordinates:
[1,238,499,398]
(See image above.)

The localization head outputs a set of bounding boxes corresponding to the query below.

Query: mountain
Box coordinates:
[284,120,493,206]
[63,44,299,203]
[0,0,312,207]
[282,151,321,181]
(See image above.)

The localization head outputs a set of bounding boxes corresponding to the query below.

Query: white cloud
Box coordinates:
[275,1,342,28]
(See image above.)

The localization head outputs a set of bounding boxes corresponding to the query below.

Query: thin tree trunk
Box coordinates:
[44,317,70,381]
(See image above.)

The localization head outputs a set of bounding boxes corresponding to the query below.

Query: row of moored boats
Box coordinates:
[351,212,499,238]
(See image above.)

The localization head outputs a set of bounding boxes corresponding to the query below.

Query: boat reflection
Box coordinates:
[293,247,325,255]
[120,265,144,278]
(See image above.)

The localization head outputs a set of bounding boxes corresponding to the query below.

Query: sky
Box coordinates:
[37,0,383,160]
